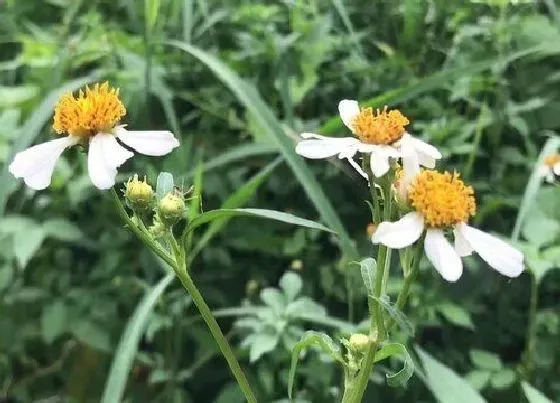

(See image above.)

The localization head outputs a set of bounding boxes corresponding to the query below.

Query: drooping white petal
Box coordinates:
[399,133,442,168]
[115,126,179,156]
[453,225,473,257]
[295,134,360,159]
[369,149,391,177]
[338,100,360,132]
[424,228,463,282]
[399,136,421,192]
[9,136,79,190]
[457,223,524,278]
[371,211,424,249]
[88,133,134,190]
[345,156,368,179]
[553,162,560,176]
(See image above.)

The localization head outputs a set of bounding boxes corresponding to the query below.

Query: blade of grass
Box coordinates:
[167,40,358,260]
[101,273,175,403]
[0,76,96,216]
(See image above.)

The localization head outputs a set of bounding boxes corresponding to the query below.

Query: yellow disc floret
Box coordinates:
[543,154,560,168]
[408,170,476,228]
[52,82,126,137]
[351,106,409,145]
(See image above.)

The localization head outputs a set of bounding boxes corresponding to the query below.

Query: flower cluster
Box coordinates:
[9,82,179,190]
[296,100,524,282]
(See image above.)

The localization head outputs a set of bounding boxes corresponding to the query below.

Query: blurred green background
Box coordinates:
[1,0,560,402]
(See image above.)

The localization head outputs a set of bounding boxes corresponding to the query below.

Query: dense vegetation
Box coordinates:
[1,0,560,402]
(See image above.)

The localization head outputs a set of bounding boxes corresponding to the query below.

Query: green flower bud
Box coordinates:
[157,191,186,226]
[349,333,370,352]
[125,175,154,212]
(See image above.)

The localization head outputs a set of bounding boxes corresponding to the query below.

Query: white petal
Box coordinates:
[453,225,473,257]
[345,156,368,179]
[402,134,442,168]
[424,228,463,282]
[536,164,551,179]
[553,162,560,175]
[115,126,179,156]
[457,223,524,277]
[9,136,78,190]
[88,133,134,190]
[338,100,360,131]
[369,150,391,177]
[371,212,424,249]
[295,136,360,159]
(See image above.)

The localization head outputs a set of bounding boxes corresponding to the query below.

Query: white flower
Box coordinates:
[371,170,524,282]
[295,100,441,180]
[9,83,179,191]
[537,154,560,183]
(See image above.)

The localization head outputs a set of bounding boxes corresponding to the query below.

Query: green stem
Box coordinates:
[346,173,393,403]
[521,271,538,379]
[173,266,258,403]
[386,235,424,332]
[111,189,258,403]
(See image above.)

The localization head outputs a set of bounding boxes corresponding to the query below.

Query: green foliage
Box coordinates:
[1,0,559,402]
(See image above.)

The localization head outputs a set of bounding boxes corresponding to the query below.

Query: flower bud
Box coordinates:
[157,191,186,226]
[349,333,370,352]
[125,175,154,212]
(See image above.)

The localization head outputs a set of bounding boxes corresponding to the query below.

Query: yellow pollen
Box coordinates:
[408,170,476,228]
[351,106,409,145]
[52,82,126,137]
[543,154,560,168]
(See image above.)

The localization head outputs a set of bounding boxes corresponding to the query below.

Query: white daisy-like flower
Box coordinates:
[9,82,179,191]
[537,154,560,183]
[372,170,524,282]
[295,100,441,180]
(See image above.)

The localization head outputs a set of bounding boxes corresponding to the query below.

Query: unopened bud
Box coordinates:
[125,175,154,212]
[157,191,186,225]
[291,259,303,271]
[349,333,370,352]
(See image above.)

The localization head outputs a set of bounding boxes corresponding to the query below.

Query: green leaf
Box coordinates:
[42,218,84,242]
[370,295,414,336]
[522,381,553,403]
[359,257,376,295]
[156,172,174,201]
[187,208,334,234]
[101,273,174,403]
[73,320,110,351]
[14,226,46,268]
[247,332,279,362]
[288,331,343,399]
[489,369,516,389]
[437,303,475,330]
[374,343,414,387]
[512,136,560,241]
[260,288,285,313]
[466,370,492,390]
[416,346,487,403]
[279,272,303,302]
[41,300,67,343]
[167,41,357,260]
[469,349,502,371]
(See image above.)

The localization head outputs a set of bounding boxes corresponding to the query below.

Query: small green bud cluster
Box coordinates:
[124,174,154,212]
[157,190,186,226]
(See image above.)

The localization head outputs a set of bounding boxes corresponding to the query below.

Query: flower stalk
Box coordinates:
[110,188,258,403]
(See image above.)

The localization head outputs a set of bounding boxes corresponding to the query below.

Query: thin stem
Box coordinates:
[521,271,538,380]
[173,266,258,403]
[111,188,258,402]
[386,235,425,332]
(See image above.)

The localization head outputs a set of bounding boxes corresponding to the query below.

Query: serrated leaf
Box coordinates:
[359,257,376,295]
[288,331,343,398]
[156,172,174,201]
[374,343,414,387]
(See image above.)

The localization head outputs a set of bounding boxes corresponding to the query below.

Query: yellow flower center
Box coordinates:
[408,170,476,228]
[543,154,560,168]
[351,106,409,145]
[52,82,126,137]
